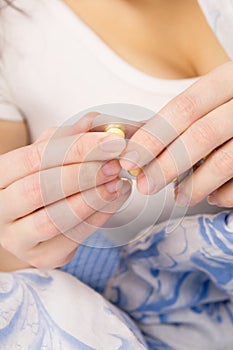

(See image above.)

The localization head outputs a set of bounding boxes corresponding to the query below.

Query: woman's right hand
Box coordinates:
[0,113,131,269]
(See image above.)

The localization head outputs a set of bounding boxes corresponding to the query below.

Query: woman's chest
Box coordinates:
[64,0,229,79]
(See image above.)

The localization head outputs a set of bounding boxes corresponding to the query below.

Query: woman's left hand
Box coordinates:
[120,62,233,208]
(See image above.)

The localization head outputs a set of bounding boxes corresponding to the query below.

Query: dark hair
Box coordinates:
[0,0,23,12]
[0,0,26,15]
[1,1,13,8]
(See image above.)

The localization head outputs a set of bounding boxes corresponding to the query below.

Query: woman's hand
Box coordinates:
[120,62,233,208]
[0,113,131,269]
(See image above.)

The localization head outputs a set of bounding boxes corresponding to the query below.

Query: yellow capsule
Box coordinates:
[105,124,142,177]
[128,168,142,177]
[104,124,125,138]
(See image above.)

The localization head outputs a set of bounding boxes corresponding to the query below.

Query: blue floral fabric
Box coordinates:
[0,269,147,350]
[103,211,233,349]
[1,211,233,349]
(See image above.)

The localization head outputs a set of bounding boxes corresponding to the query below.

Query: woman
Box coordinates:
[0,0,233,349]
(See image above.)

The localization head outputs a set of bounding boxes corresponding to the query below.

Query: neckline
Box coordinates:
[51,0,199,94]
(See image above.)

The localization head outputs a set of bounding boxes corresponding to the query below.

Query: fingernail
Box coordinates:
[138,175,157,194]
[102,161,121,176]
[100,137,126,153]
[118,179,132,194]
[176,192,190,207]
[121,151,139,170]
[105,179,121,193]
[207,194,219,206]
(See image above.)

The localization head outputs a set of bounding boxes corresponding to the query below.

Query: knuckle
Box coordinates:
[157,159,174,184]
[189,120,216,147]
[23,145,42,173]
[140,130,162,156]
[0,234,11,252]
[33,211,59,240]
[27,254,49,269]
[78,163,92,189]
[0,232,19,256]
[21,174,42,208]
[55,253,75,268]
[148,132,162,152]
[0,225,15,252]
[26,249,54,269]
[211,149,233,175]
[174,94,197,120]
[0,225,11,251]
[73,136,86,161]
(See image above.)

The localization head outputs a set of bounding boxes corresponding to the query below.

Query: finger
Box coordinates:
[91,113,144,139]
[0,132,126,188]
[72,111,101,133]
[208,179,233,208]
[174,138,233,206]
[120,62,233,170]
[25,234,79,269]
[34,127,59,144]
[65,180,132,243]
[2,179,131,257]
[3,178,122,252]
[35,112,100,143]
[1,159,121,222]
[24,181,132,270]
[136,99,233,194]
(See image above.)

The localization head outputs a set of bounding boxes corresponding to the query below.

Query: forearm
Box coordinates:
[0,120,30,271]
[0,120,28,154]
[0,245,31,271]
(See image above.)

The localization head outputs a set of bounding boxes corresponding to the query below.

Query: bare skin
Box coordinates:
[0,120,30,271]
[0,120,28,154]
[64,0,229,78]
[0,0,230,272]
